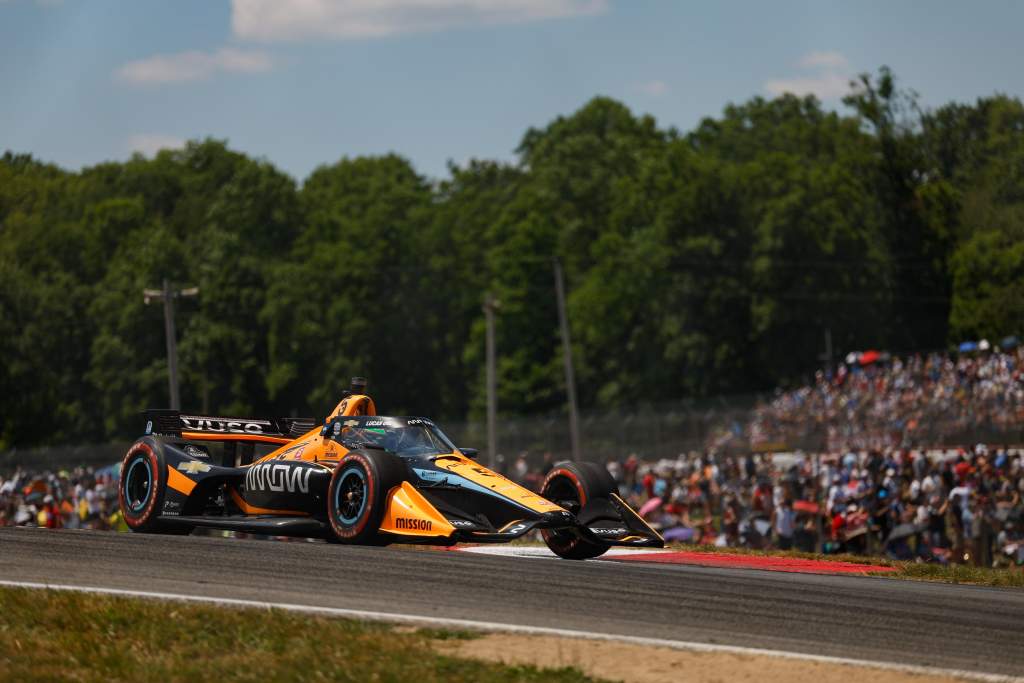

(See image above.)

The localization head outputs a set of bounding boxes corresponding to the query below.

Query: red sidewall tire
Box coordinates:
[119,441,163,530]
[327,453,378,541]
[541,461,614,560]
[543,467,589,508]
[326,450,407,544]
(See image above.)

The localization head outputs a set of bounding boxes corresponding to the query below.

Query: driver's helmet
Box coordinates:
[353,426,389,447]
[336,424,386,447]
[388,425,432,453]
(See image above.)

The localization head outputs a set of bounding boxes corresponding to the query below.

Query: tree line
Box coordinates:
[2,67,1022,448]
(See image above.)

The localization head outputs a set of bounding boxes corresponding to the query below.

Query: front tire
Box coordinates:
[326,450,405,544]
[541,461,616,560]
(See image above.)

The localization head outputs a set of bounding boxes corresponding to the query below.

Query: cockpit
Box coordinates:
[326,416,459,458]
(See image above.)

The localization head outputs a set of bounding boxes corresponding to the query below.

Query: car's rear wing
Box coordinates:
[144,409,318,445]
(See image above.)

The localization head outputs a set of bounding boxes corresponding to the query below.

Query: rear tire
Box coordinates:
[119,439,192,535]
[326,450,405,544]
[540,461,616,560]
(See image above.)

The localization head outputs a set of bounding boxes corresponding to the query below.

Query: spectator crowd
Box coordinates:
[0,465,124,531]
[4,349,1023,569]
[748,346,1024,452]
[583,444,1023,568]
[4,446,1022,568]
[506,347,1024,569]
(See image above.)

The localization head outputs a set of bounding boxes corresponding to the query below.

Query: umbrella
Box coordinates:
[885,522,925,545]
[662,526,695,543]
[793,500,820,514]
[958,341,978,353]
[1001,335,1019,350]
[95,463,121,479]
[638,497,663,518]
[858,350,881,365]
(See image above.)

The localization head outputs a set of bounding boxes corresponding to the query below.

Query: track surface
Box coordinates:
[2,528,1022,676]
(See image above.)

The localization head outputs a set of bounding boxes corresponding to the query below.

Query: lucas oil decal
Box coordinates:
[245,463,312,494]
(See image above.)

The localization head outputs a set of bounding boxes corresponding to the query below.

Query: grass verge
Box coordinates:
[892,561,1024,587]
[0,587,604,683]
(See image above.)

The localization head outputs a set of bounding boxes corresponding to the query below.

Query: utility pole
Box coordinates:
[483,293,500,470]
[553,259,581,462]
[818,328,833,370]
[814,327,832,553]
[143,279,199,410]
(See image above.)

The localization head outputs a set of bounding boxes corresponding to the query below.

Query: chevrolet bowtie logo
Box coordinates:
[343,420,358,427]
[177,460,211,474]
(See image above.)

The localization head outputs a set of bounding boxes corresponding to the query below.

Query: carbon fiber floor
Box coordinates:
[1,527,1022,676]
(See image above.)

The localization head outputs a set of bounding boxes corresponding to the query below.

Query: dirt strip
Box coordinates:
[434,634,975,683]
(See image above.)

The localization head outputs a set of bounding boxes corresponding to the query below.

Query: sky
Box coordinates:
[1,0,1022,182]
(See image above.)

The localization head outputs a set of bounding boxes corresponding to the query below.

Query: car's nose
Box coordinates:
[539,509,577,527]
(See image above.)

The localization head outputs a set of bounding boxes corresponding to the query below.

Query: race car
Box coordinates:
[118,378,663,559]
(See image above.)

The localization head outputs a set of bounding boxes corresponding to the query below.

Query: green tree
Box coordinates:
[263,154,435,418]
[843,67,954,351]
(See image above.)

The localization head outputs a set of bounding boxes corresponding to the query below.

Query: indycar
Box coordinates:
[118,378,663,559]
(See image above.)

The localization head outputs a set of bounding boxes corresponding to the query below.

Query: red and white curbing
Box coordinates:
[452,545,898,575]
[453,545,670,559]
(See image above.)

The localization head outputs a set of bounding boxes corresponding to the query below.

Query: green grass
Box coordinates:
[0,588,604,683]
[893,561,1024,587]
[414,627,483,641]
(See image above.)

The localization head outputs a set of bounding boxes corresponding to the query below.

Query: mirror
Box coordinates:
[460,447,479,459]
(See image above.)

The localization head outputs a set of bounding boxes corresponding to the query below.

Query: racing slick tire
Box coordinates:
[119,438,193,535]
[540,461,616,560]
[326,450,406,545]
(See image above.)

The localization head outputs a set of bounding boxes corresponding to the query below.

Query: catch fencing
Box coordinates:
[4,395,1023,473]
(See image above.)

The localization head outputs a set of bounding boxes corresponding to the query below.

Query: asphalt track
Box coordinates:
[2,528,1023,677]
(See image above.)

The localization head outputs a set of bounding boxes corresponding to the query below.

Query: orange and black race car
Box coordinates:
[118,378,663,559]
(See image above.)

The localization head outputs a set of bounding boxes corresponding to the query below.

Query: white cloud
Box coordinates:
[798,50,849,70]
[637,80,669,97]
[231,0,608,42]
[116,48,273,85]
[765,51,853,101]
[127,134,185,156]
[764,72,851,100]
